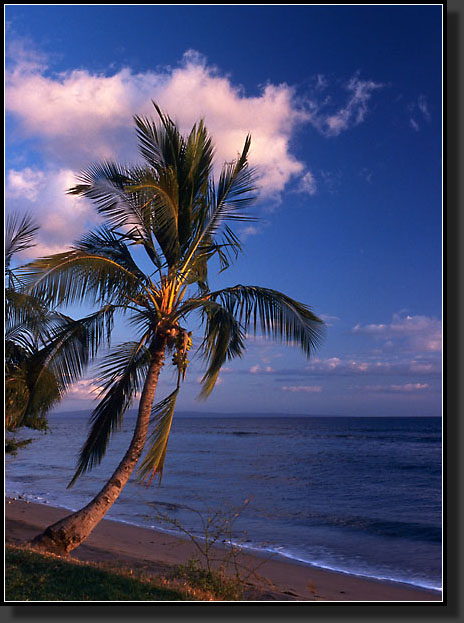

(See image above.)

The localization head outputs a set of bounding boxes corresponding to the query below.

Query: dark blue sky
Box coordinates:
[5,4,443,416]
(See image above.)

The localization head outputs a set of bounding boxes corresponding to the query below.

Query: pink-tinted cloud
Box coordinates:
[304,355,440,376]
[6,47,321,254]
[6,44,385,255]
[250,364,275,374]
[6,168,45,202]
[363,383,429,394]
[6,48,309,197]
[6,167,97,258]
[352,313,442,353]
[65,378,104,400]
[282,385,322,393]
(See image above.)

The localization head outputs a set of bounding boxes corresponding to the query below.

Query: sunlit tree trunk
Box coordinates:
[30,335,168,555]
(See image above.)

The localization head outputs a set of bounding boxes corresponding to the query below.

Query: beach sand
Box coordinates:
[5,497,442,602]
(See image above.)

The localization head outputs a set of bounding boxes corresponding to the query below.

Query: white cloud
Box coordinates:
[319,314,340,326]
[352,313,442,353]
[6,167,97,258]
[6,48,309,198]
[319,169,342,194]
[250,364,275,374]
[237,353,441,380]
[314,74,328,91]
[5,34,48,74]
[195,374,223,386]
[363,383,429,394]
[410,118,420,132]
[6,45,385,253]
[409,361,437,374]
[307,74,384,137]
[297,170,317,195]
[239,225,261,240]
[282,385,322,393]
[417,95,431,121]
[66,378,104,400]
[408,94,431,132]
[302,355,441,377]
[6,168,45,201]
[359,168,373,183]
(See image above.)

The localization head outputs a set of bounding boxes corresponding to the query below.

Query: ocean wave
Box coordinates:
[244,544,443,592]
[294,512,442,543]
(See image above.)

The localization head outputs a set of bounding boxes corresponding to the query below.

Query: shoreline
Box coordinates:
[5,497,442,602]
[6,491,441,594]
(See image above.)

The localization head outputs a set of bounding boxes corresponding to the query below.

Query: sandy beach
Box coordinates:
[5,497,442,602]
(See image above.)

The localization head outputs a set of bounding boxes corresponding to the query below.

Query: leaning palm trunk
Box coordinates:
[30,337,168,555]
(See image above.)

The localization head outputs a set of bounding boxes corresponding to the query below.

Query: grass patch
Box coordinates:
[172,558,244,601]
[5,545,192,602]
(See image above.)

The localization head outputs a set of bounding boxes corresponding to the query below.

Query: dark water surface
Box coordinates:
[6,413,442,591]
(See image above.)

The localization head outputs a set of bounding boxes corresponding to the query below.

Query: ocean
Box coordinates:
[5,412,442,592]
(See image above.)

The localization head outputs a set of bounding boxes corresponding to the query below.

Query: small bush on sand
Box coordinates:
[172,558,243,600]
[152,498,272,600]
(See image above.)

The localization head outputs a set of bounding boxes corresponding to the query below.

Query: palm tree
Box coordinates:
[5,213,103,448]
[22,103,325,554]
[6,212,45,435]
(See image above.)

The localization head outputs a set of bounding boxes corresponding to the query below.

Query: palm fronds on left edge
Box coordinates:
[5,213,39,278]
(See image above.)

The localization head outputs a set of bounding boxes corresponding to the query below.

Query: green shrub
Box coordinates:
[172,558,243,601]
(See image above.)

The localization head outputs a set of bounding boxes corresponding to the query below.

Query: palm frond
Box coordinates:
[124,166,181,266]
[136,388,179,485]
[177,227,242,290]
[135,101,201,180]
[5,212,39,270]
[215,134,257,216]
[133,111,182,265]
[179,135,257,280]
[175,299,246,399]
[74,226,150,286]
[7,306,116,433]
[5,372,31,432]
[67,338,151,487]
[68,161,163,268]
[178,119,215,250]
[5,289,52,338]
[134,103,178,171]
[5,360,60,432]
[18,249,149,310]
[41,306,116,390]
[5,322,36,355]
[134,104,216,264]
[68,161,135,228]
[208,285,326,357]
